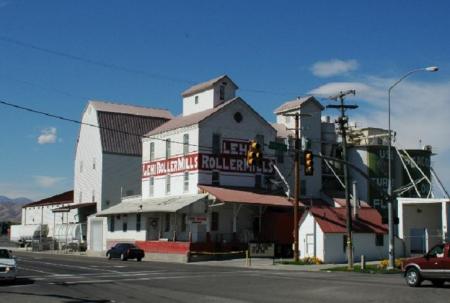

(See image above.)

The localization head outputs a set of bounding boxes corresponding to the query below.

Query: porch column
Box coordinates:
[206,209,211,243]
[232,204,238,241]
[442,201,448,242]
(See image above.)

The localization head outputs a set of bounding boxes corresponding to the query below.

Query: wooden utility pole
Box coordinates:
[293,113,300,262]
[327,90,358,269]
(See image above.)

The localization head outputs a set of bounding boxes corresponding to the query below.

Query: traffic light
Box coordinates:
[247,140,263,166]
[304,150,314,176]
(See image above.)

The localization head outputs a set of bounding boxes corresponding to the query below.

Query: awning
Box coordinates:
[96,194,208,216]
[53,202,97,213]
[198,185,298,207]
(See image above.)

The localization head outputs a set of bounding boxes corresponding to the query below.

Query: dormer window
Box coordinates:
[195,96,199,104]
[219,85,225,100]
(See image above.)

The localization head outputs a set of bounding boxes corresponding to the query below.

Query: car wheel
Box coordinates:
[405,268,422,287]
[120,253,127,261]
[431,280,445,287]
[107,253,112,260]
[137,257,142,262]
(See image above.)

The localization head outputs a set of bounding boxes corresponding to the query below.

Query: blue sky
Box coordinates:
[0,0,449,199]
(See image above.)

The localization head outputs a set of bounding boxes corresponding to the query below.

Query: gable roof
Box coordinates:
[23,190,74,208]
[82,101,172,156]
[308,206,387,234]
[274,96,324,114]
[181,75,239,97]
[90,100,173,119]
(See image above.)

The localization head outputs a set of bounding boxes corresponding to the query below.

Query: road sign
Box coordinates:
[268,141,287,152]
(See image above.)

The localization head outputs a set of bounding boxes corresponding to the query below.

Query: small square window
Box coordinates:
[166,175,171,194]
[183,134,189,156]
[149,177,154,196]
[150,142,155,161]
[183,172,189,192]
[195,96,199,104]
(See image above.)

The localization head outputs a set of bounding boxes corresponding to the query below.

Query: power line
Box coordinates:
[0,35,303,97]
[0,99,213,151]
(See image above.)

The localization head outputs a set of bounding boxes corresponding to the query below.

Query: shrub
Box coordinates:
[378,258,404,269]
[301,256,323,265]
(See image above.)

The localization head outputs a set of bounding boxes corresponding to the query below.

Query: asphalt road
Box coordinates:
[1,252,449,303]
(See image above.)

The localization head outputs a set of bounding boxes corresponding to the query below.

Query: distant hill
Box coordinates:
[0,196,32,222]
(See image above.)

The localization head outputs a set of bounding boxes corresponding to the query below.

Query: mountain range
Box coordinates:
[0,196,32,222]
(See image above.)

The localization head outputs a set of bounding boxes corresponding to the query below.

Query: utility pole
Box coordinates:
[293,113,300,262]
[327,90,358,269]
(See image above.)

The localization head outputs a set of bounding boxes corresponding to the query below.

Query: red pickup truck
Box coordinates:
[403,243,450,287]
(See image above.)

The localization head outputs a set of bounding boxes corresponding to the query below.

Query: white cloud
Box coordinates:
[33,176,65,188]
[310,76,450,194]
[37,127,57,144]
[310,59,359,77]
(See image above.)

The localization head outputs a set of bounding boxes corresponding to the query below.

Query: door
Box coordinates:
[305,234,315,257]
[421,244,445,279]
[146,218,159,240]
[90,219,104,252]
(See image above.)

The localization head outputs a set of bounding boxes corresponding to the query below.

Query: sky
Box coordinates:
[0,0,449,200]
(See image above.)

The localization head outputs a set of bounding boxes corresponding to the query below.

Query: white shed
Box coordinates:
[299,205,388,263]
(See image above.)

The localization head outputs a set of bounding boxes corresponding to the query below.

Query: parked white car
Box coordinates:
[0,249,17,281]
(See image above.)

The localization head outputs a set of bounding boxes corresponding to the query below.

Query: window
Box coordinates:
[149,177,154,196]
[92,190,95,202]
[184,172,189,192]
[183,134,189,155]
[211,212,219,231]
[79,191,82,203]
[92,158,96,170]
[428,244,445,258]
[166,175,171,194]
[219,85,225,100]
[165,213,170,232]
[80,161,83,173]
[109,216,115,232]
[181,214,187,232]
[136,213,141,232]
[375,234,384,247]
[255,175,262,188]
[234,112,243,123]
[150,142,155,161]
[195,95,199,104]
[212,171,220,186]
[165,139,171,159]
[122,222,128,232]
[212,133,221,155]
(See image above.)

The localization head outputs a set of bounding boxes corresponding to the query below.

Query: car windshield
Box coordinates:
[0,250,12,259]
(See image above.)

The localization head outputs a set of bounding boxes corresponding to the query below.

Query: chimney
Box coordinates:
[352,181,359,218]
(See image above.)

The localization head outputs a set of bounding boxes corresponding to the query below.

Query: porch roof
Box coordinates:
[95,194,208,216]
[198,185,298,207]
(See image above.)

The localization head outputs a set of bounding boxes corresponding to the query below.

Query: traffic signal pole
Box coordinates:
[293,113,300,262]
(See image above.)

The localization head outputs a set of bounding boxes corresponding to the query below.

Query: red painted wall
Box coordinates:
[135,241,190,254]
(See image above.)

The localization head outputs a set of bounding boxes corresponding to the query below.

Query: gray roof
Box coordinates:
[274,96,324,114]
[146,97,239,136]
[98,111,169,156]
[181,75,238,97]
[90,100,173,119]
[96,194,208,216]
[88,101,172,156]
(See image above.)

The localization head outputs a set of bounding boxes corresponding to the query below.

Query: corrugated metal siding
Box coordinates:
[97,112,169,156]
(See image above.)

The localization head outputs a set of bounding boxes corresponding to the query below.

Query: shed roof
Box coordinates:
[309,206,387,234]
[90,100,173,119]
[199,185,298,207]
[23,190,74,208]
[274,96,324,114]
[181,75,238,97]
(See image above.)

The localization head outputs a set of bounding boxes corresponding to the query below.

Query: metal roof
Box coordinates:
[90,100,173,119]
[97,111,169,155]
[23,190,73,208]
[309,206,387,234]
[181,75,238,97]
[96,194,208,216]
[273,96,324,114]
[199,185,296,207]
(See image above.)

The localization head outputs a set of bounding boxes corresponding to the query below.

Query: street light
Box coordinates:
[387,66,439,269]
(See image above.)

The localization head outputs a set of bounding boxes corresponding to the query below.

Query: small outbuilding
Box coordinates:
[299,205,388,263]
